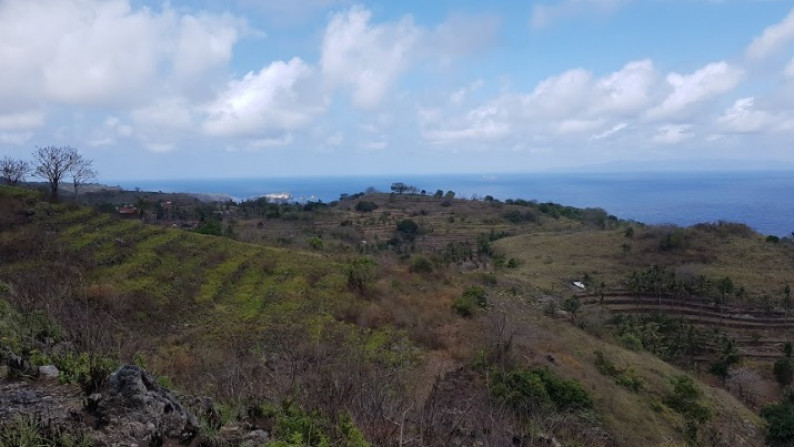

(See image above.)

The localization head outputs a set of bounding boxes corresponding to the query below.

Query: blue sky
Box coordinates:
[1,0,793,181]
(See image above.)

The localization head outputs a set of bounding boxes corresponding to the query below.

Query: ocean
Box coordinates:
[117,171,794,237]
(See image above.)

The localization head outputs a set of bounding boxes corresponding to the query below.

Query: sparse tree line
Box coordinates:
[1,145,97,201]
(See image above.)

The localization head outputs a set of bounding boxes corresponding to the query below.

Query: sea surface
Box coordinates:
[117,171,794,236]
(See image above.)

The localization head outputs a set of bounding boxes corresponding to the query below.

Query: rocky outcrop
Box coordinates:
[88,365,200,445]
[0,364,275,446]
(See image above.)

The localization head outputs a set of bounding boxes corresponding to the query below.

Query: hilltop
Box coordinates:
[1,184,792,446]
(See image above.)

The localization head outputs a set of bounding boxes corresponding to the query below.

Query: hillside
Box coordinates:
[2,185,791,446]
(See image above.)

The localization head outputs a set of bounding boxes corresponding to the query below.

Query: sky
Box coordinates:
[1,0,793,181]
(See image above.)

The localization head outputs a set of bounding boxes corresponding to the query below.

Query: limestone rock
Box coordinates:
[91,365,200,445]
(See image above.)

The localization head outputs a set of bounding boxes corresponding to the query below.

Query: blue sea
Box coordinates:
[117,171,794,236]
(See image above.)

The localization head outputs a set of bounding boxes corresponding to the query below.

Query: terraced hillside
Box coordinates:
[0,186,777,446]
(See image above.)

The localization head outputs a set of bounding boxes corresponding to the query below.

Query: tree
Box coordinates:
[390,182,408,194]
[70,157,97,203]
[761,390,794,447]
[0,156,31,185]
[784,284,792,325]
[709,336,741,386]
[33,145,79,200]
[562,296,581,323]
[774,358,793,388]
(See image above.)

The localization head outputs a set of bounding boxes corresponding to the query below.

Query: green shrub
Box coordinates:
[308,236,323,250]
[408,255,433,273]
[452,287,488,316]
[761,390,794,447]
[490,367,592,415]
[354,201,378,212]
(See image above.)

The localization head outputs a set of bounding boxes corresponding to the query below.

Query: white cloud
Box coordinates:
[531,0,629,29]
[0,110,45,130]
[652,124,694,145]
[0,132,33,145]
[326,131,344,147]
[0,0,246,108]
[747,8,794,60]
[321,6,421,109]
[172,13,241,80]
[88,115,134,146]
[133,98,193,132]
[144,142,175,153]
[422,104,510,145]
[786,57,794,78]
[590,123,628,140]
[248,134,294,149]
[647,61,743,120]
[717,97,772,133]
[594,60,657,115]
[556,119,604,134]
[450,80,484,106]
[203,58,326,137]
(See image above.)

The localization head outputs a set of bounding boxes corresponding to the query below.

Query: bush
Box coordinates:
[767,235,781,243]
[762,391,794,447]
[490,367,592,415]
[354,201,378,212]
[395,219,419,240]
[308,236,323,250]
[774,358,793,388]
[452,287,488,317]
[408,255,433,274]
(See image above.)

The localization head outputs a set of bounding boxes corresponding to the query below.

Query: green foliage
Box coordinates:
[502,209,536,223]
[266,402,370,447]
[0,415,91,447]
[50,352,118,394]
[354,201,378,212]
[490,367,593,415]
[194,219,222,236]
[593,351,643,391]
[767,235,781,243]
[308,236,323,250]
[664,375,711,445]
[761,390,794,447]
[395,219,418,236]
[562,296,581,321]
[408,255,433,274]
[708,336,741,385]
[346,257,377,294]
[774,357,793,388]
[659,228,689,251]
[452,287,487,317]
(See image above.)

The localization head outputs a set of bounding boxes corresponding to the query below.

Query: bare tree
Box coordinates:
[70,157,97,203]
[0,156,31,185]
[33,145,79,200]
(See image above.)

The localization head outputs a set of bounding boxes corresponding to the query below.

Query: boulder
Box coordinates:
[91,365,199,445]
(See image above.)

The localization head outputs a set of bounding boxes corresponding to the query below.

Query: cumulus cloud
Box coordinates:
[717,97,772,133]
[420,60,657,146]
[0,132,34,145]
[172,13,242,80]
[88,116,134,147]
[203,58,325,137]
[747,8,794,60]
[652,124,694,145]
[0,111,45,131]
[786,58,794,78]
[531,0,629,29]
[321,6,421,109]
[0,0,245,109]
[646,61,743,120]
[590,123,628,140]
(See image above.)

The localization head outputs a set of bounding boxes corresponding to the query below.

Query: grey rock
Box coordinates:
[38,364,59,378]
[240,429,270,447]
[93,365,199,444]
